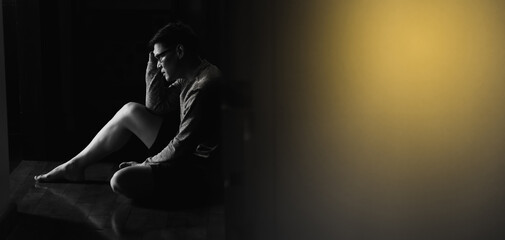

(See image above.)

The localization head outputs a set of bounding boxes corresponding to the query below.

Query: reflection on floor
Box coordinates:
[7,161,225,240]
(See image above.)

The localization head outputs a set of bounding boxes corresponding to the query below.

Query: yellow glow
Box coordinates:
[332,0,505,168]
[273,0,505,238]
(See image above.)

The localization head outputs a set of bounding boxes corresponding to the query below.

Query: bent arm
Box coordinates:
[147,89,204,163]
[147,77,220,163]
[145,72,179,115]
[144,52,179,115]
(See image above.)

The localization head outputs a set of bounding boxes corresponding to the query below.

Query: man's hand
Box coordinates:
[118,161,142,169]
[145,51,161,84]
[118,157,156,169]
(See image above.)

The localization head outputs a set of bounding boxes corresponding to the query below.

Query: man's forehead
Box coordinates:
[153,43,168,54]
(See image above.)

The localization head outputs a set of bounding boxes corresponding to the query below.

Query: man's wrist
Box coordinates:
[144,156,158,165]
[143,157,152,165]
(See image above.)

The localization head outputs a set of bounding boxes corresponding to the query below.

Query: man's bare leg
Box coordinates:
[34,102,163,182]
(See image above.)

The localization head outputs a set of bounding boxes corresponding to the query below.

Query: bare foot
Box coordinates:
[34,161,85,182]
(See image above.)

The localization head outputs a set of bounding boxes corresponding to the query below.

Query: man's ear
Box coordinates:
[175,44,184,59]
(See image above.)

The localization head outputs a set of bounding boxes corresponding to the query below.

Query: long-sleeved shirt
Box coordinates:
[145,59,222,163]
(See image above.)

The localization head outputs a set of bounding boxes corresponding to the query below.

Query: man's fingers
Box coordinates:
[118,162,127,169]
[119,161,136,169]
[146,52,156,70]
[148,51,156,63]
[146,51,162,82]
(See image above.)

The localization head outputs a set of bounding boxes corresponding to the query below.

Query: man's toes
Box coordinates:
[34,174,46,182]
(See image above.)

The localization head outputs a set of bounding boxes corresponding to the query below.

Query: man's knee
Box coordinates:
[109,166,154,199]
[110,169,126,194]
[110,167,136,195]
[119,102,145,116]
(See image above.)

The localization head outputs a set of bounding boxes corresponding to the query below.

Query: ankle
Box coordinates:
[66,159,83,171]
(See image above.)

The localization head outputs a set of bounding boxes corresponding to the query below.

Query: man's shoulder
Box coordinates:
[201,62,222,82]
[195,61,222,88]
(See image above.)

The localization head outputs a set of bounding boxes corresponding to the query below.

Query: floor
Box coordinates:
[6,160,225,240]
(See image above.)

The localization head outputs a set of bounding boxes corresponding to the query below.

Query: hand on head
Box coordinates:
[145,51,161,84]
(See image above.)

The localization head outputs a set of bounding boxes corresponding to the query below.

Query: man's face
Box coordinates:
[153,43,177,82]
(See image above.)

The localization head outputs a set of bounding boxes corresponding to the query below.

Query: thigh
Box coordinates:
[120,102,164,149]
[110,164,155,200]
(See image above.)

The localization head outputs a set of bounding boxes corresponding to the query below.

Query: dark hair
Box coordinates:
[149,21,200,55]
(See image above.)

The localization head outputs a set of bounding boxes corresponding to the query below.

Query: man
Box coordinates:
[35,22,222,203]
